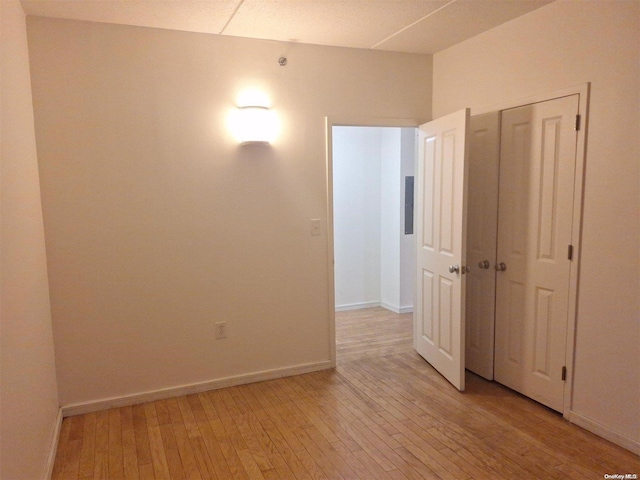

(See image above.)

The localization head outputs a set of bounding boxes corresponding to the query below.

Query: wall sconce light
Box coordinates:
[230,105,280,145]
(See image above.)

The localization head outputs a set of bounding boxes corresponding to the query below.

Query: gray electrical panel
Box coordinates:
[404,176,414,235]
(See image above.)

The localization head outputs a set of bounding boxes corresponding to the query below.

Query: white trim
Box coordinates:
[564,84,590,419]
[44,409,63,479]
[379,302,395,312]
[328,116,424,128]
[470,83,590,117]
[335,301,381,312]
[325,117,337,368]
[335,301,414,314]
[60,361,332,417]
[380,302,414,314]
[568,410,640,455]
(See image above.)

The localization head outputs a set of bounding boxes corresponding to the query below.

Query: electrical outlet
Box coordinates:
[215,322,227,339]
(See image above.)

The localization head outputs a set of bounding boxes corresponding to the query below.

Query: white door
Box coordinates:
[415,109,470,391]
[494,95,579,412]
[465,112,500,380]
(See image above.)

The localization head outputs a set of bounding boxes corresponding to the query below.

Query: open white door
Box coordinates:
[415,109,470,391]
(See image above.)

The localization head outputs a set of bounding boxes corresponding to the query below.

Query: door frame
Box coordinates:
[325,116,424,367]
[473,83,590,418]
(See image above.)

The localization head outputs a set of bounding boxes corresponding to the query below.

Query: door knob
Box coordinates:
[478,260,490,269]
[495,262,507,272]
[449,265,460,274]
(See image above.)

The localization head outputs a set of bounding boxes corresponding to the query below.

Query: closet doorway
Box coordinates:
[466,89,588,414]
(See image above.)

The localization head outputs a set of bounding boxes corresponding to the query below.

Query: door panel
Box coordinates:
[533,287,553,377]
[438,277,453,356]
[415,109,469,391]
[465,112,500,380]
[494,95,579,412]
[421,271,434,340]
[507,281,525,364]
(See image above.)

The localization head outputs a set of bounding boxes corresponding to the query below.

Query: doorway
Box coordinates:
[327,121,419,366]
[465,87,588,415]
[332,125,416,314]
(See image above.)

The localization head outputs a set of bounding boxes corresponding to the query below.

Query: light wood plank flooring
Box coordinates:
[53,307,639,479]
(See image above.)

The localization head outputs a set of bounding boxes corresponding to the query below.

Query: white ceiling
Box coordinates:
[20,0,554,55]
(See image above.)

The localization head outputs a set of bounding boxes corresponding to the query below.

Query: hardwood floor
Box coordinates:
[53,307,639,479]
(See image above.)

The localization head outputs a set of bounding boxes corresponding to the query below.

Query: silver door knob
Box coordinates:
[478,260,490,269]
[449,265,460,274]
[495,262,507,272]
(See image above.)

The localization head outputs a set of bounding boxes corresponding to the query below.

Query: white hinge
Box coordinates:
[574,114,581,131]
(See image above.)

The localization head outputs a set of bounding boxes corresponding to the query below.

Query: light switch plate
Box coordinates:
[310,219,321,236]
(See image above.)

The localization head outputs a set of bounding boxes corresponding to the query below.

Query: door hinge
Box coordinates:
[574,114,581,131]
[562,366,567,381]
[568,244,574,260]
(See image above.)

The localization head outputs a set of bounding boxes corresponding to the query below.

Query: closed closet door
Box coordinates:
[494,95,579,412]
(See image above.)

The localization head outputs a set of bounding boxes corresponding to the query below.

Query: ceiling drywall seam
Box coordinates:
[370,0,456,50]
[218,0,245,34]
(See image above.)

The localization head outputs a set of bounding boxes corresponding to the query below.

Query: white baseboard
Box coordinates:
[380,302,413,314]
[61,360,332,417]
[45,408,63,479]
[568,410,640,455]
[335,301,380,312]
[335,302,413,314]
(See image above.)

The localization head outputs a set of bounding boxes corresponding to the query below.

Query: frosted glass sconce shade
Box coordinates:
[231,106,279,145]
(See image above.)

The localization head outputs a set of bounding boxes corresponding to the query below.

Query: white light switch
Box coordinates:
[310,219,321,236]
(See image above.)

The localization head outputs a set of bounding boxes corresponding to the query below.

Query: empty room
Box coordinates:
[2,0,639,478]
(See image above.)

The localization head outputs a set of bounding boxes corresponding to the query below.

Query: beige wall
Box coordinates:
[433,1,639,448]
[0,2,60,478]
[26,17,432,407]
